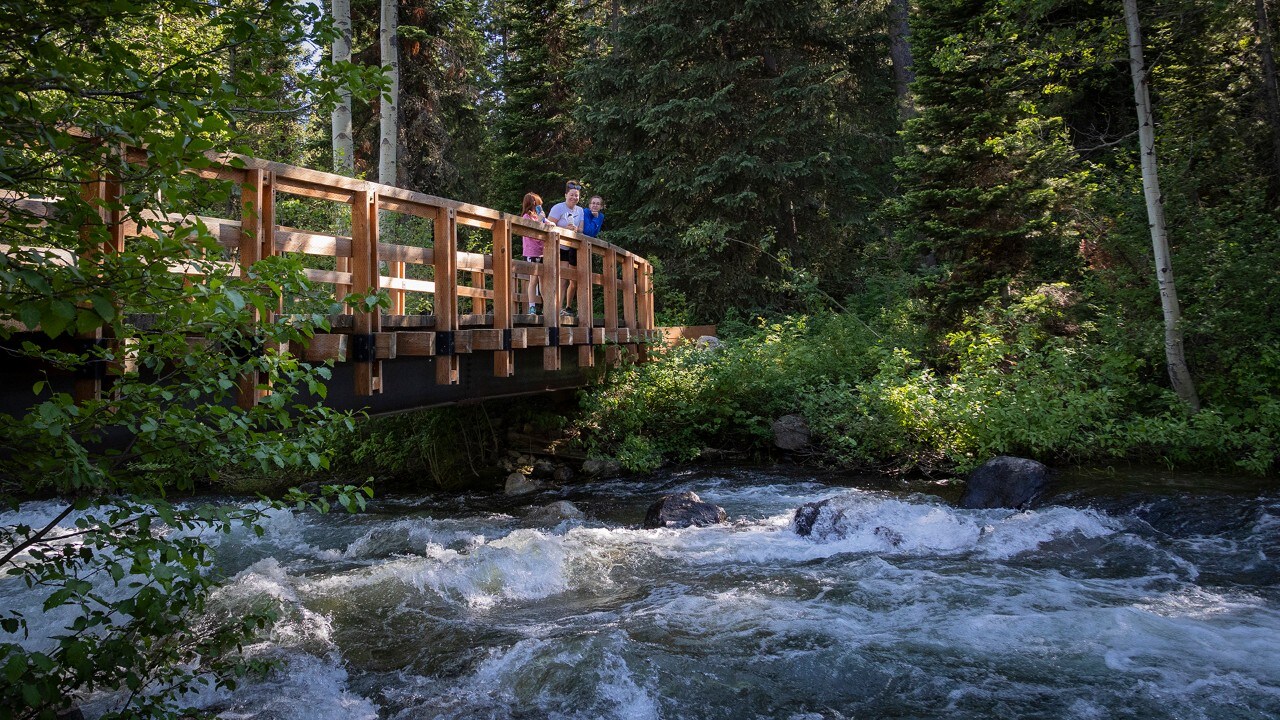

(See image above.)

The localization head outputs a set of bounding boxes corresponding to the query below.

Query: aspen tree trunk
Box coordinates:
[379,0,399,187]
[1123,0,1201,411]
[331,0,354,175]
[888,0,916,120]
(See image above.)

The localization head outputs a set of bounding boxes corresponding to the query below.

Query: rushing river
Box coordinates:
[6,466,1280,718]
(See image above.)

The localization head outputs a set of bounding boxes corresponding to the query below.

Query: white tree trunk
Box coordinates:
[379,0,399,187]
[1123,0,1201,411]
[331,0,353,176]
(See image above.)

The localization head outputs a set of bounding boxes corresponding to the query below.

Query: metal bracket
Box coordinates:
[352,333,377,362]
[435,330,455,356]
[548,327,560,347]
[501,329,512,351]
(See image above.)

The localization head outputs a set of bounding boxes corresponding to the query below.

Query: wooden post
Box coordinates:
[603,247,620,366]
[434,207,459,384]
[470,269,486,315]
[543,228,562,371]
[73,176,124,404]
[637,260,653,362]
[577,241,595,368]
[351,190,383,395]
[492,215,514,377]
[236,168,266,409]
[621,254,638,361]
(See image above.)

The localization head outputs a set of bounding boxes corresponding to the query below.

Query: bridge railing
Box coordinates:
[9,148,658,407]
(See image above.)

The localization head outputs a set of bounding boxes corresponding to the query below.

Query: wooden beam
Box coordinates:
[395,331,436,356]
[299,333,347,362]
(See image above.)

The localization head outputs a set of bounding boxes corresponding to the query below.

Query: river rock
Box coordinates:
[527,500,585,524]
[643,491,727,529]
[552,465,575,483]
[772,414,811,451]
[531,459,556,479]
[504,472,543,496]
[793,499,827,537]
[581,458,622,479]
[958,456,1052,510]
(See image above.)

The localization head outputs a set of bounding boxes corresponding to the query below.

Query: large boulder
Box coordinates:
[643,491,727,529]
[958,456,1052,510]
[504,472,544,496]
[772,414,811,451]
[581,458,622,479]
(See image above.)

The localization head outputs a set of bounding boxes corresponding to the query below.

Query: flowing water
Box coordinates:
[5,466,1280,719]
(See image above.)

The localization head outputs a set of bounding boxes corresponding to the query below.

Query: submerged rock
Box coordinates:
[772,414,811,451]
[958,456,1052,510]
[643,491,727,529]
[527,500,585,524]
[793,499,828,537]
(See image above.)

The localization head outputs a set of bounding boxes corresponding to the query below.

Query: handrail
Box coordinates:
[5,148,658,406]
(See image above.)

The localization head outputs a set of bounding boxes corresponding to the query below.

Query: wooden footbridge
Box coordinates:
[2,148,705,416]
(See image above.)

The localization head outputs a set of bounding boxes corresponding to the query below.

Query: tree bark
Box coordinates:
[332,0,354,176]
[1123,0,1201,412]
[888,0,916,120]
[1255,0,1280,200]
[379,0,399,187]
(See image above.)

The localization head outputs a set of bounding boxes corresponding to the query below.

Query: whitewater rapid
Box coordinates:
[3,467,1278,719]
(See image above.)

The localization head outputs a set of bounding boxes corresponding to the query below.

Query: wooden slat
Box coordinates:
[304,268,355,285]
[378,242,432,264]
[380,275,434,293]
[277,228,352,257]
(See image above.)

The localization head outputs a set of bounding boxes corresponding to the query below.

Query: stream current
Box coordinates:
[5,466,1280,719]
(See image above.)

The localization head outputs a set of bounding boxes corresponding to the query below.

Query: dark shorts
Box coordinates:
[560,247,578,266]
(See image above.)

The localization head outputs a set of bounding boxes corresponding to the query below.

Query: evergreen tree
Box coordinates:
[489,0,589,210]
[347,0,494,200]
[891,0,1093,322]
[577,0,896,319]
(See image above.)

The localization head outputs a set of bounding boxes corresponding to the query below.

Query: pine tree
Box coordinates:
[489,0,589,210]
[577,0,896,318]
[890,0,1092,322]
